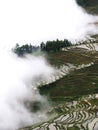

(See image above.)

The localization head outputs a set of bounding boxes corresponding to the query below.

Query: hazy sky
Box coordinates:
[0,0,98,47]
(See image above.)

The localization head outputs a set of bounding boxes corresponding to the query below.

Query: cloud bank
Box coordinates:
[0,0,98,46]
[0,49,55,130]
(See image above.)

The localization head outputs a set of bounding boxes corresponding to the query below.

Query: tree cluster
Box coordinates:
[13,39,72,56]
[13,43,39,56]
[40,39,72,52]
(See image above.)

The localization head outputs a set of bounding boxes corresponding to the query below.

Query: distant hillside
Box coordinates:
[76,0,98,14]
[76,0,98,7]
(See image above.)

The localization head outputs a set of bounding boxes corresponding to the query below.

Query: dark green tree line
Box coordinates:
[13,43,39,56]
[40,39,72,52]
[13,39,72,56]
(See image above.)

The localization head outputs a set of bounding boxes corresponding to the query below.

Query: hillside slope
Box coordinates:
[20,42,98,130]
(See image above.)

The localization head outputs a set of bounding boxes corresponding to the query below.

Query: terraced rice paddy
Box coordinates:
[22,94,98,130]
[20,43,98,130]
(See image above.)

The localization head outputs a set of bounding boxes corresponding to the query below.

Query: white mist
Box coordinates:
[0,49,55,130]
[0,0,98,46]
